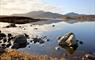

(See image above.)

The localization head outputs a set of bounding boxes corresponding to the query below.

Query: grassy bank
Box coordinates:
[0,49,65,60]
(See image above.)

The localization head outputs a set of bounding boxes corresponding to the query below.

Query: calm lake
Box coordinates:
[16,21,95,59]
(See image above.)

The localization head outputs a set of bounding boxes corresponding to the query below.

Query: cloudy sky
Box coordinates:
[0,0,95,15]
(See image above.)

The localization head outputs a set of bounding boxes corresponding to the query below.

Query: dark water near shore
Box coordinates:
[18,21,95,59]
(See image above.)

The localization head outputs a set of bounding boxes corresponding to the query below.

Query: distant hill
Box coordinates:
[64,12,81,17]
[12,11,63,19]
[1,11,95,22]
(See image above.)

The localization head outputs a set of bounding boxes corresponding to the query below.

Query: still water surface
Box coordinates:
[18,21,95,58]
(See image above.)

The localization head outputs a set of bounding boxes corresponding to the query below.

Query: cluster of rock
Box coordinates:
[0,30,50,50]
[30,36,49,44]
[0,30,28,49]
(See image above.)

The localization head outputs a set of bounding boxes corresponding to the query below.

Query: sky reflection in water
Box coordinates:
[19,21,95,58]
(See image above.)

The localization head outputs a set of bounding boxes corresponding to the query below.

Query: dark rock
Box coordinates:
[6,43,11,48]
[39,40,45,44]
[0,41,2,43]
[79,41,83,45]
[47,39,50,42]
[0,30,1,33]
[34,28,38,30]
[0,33,6,38]
[76,40,79,42]
[32,38,45,44]
[8,37,14,42]
[52,25,55,27]
[10,23,16,27]
[8,33,12,38]
[12,35,28,49]
[1,44,6,49]
[28,46,31,48]
[24,33,29,39]
[5,23,17,28]
[3,38,7,43]
[30,40,32,42]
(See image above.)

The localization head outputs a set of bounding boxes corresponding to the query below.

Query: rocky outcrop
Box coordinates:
[58,32,77,47]
[58,32,79,54]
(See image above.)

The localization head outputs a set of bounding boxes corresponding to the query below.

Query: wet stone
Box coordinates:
[58,32,79,54]
[0,33,6,38]
[12,35,28,49]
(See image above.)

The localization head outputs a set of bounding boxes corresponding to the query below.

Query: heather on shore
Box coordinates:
[0,49,65,60]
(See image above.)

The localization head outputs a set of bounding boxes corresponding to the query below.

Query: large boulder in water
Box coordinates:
[58,32,77,47]
[12,35,28,49]
[58,32,78,54]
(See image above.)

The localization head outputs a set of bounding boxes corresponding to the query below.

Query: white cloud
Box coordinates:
[0,0,60,15]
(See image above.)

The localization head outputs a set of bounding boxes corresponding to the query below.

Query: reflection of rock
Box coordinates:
[58,32,78,54]
[12,35,28,49]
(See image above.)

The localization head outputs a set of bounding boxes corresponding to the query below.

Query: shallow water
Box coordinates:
[0,21,95,59]
[17,21,95,58]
